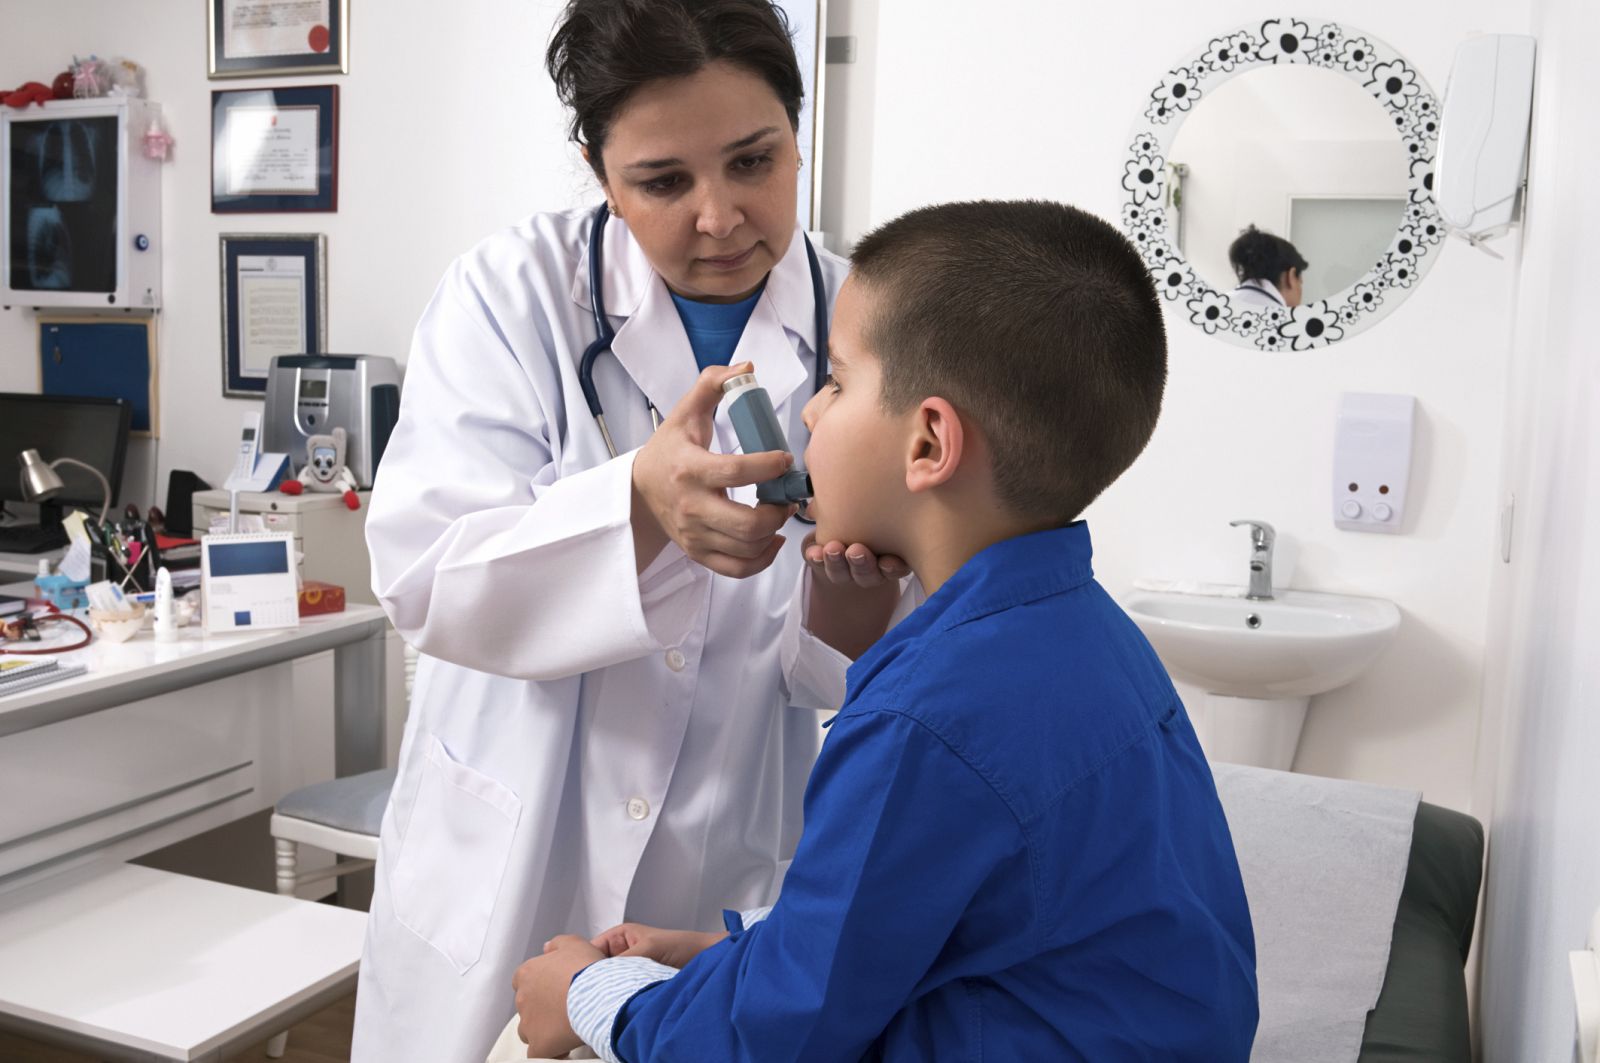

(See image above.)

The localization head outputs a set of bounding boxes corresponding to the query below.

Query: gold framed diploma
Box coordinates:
[209,0,349,78]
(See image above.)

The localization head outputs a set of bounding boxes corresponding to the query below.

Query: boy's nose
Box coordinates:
[801,388,823,431]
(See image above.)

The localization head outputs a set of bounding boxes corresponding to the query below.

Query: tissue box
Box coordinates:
[297,580,346,617]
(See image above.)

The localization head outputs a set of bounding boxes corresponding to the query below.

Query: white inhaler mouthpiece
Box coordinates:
[721,373,812,505]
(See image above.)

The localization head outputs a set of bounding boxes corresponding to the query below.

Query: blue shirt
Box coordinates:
[570,523,1259,1061]
[670,284,765,371]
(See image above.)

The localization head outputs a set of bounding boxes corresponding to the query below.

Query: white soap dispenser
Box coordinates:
[1333,393,1416,534]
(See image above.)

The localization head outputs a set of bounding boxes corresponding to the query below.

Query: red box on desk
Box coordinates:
[298,581,346,617]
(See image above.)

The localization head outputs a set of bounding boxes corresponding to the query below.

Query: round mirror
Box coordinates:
[1120,19,1444,351]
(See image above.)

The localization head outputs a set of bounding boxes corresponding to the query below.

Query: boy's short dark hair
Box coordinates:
[1228,225,1309,284]
[849,200,1167,525]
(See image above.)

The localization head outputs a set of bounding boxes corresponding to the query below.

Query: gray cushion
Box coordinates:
[275,768,397,835]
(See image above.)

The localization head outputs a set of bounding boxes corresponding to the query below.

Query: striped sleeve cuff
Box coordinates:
[740,904,775,928]
[568,956,678,1063]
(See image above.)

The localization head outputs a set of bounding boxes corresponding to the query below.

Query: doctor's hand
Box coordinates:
[512,935,603,1059]
[588,922,728,969]
[803,532,908,660]
[632,362,797,579]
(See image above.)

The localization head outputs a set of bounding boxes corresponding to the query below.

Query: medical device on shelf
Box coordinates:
[263,355,401,490]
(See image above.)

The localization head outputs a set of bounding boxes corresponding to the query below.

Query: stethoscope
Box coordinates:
[578,203,830,459]
[1236,278,1287,307]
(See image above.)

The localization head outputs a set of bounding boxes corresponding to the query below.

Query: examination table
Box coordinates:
[1357,800,1485,1062]
[487,787,1484,1063]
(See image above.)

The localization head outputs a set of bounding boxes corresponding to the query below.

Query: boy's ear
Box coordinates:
[905,397,964,494]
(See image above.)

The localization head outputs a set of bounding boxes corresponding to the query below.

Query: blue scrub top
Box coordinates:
[605,523,1259,1061]
[670,284,765,371]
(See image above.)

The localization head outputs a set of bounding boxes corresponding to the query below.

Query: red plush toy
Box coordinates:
[3,81,53,109]
[2,69,74,109]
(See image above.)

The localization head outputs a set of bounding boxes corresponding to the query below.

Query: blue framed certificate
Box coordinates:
[211,85,339,213]
[219,233,327,397]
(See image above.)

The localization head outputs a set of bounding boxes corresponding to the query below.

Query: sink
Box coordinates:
[1122,589,1401,699]
[1120,589,1400,770]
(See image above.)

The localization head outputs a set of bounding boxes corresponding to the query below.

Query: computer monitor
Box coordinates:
[0,392,131,517]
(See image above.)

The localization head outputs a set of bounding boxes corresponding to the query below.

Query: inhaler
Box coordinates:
[721,373,812,506]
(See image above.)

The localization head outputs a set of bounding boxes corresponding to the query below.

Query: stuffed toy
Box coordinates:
[279,427,360,510]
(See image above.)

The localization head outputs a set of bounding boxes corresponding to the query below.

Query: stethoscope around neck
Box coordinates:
[577,203,831,460]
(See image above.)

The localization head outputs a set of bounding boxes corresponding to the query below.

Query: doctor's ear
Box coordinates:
[905,397,965,494]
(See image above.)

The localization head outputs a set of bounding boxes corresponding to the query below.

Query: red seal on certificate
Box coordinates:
[308,24,331,53]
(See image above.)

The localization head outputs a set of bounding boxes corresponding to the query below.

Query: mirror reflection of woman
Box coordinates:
[1228,225,1308,310]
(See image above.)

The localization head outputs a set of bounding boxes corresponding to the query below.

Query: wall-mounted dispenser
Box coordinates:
[1333,393,1416,535]
[1436,34,1536,252]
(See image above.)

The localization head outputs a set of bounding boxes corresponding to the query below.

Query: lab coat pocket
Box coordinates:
[390,735,522,974]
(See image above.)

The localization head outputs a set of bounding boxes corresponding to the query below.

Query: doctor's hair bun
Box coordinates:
[850,200,1169,526]
[1227,225,1309,284]
[546,0,804,180]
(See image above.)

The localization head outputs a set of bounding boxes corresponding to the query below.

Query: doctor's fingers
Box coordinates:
[697,535,788,579]
[672,362,757,424]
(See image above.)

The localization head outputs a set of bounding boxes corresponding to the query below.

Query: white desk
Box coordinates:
[0,588,389,887]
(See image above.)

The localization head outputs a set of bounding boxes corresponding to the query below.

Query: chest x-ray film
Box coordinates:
[7,115,118,293]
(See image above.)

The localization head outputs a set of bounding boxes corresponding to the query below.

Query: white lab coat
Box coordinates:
[1229,278,1288,312]
[353,207,852,1063]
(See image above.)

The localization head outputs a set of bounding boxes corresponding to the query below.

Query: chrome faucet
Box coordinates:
[1229,519,1276,601]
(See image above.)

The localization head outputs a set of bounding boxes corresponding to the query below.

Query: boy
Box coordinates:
[512,200,1258,1061]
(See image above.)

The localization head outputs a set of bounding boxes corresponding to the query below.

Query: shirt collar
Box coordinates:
[844,522,1097,701]
[570,211,817,413]
[571,212,821,350]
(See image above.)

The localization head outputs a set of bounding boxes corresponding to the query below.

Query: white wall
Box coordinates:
[0,0,587,500]
[0,1,1531,820]
[1474,0,1600,1053]
[826,0,1526,814]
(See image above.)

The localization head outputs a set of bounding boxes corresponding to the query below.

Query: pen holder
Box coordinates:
[89,604,147,644]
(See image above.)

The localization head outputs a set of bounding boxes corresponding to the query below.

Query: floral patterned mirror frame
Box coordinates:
[1120,18,1445,351]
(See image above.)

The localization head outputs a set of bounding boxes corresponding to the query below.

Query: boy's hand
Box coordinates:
[512,935,604,1058]
[803,533,908,659]
[588,923,728,969]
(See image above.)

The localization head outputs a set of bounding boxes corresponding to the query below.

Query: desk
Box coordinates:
[0,587,388,889]
[0,595,388,1060]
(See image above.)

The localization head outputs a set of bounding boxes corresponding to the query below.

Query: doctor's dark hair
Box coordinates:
[1227,225,1309,284]
[849,201,1167,525]
[546,0,804,181]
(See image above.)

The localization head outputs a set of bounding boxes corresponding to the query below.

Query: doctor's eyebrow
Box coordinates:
[622,127,784,172]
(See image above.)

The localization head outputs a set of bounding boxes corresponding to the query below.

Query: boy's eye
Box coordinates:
[824,373,840,393]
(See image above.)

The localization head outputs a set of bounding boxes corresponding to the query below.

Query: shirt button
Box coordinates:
[665,648,687,672]
[626,797,650,821]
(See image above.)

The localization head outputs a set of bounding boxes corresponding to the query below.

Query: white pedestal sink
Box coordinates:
[1121,589,1400,771]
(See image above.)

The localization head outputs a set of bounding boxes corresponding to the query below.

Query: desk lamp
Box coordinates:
[18,448,112,525]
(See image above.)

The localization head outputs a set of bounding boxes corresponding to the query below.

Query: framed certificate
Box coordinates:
[219,234,328,397]
[211,86,338,212]
[208,0,349,79]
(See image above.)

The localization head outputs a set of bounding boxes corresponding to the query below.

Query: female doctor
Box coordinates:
[352,2,905,1060]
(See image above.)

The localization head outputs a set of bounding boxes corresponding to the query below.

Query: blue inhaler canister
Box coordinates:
[721,372,812,506]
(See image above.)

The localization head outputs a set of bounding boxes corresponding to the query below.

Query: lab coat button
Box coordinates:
[626,797,650,820]
[665,648,687,672]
